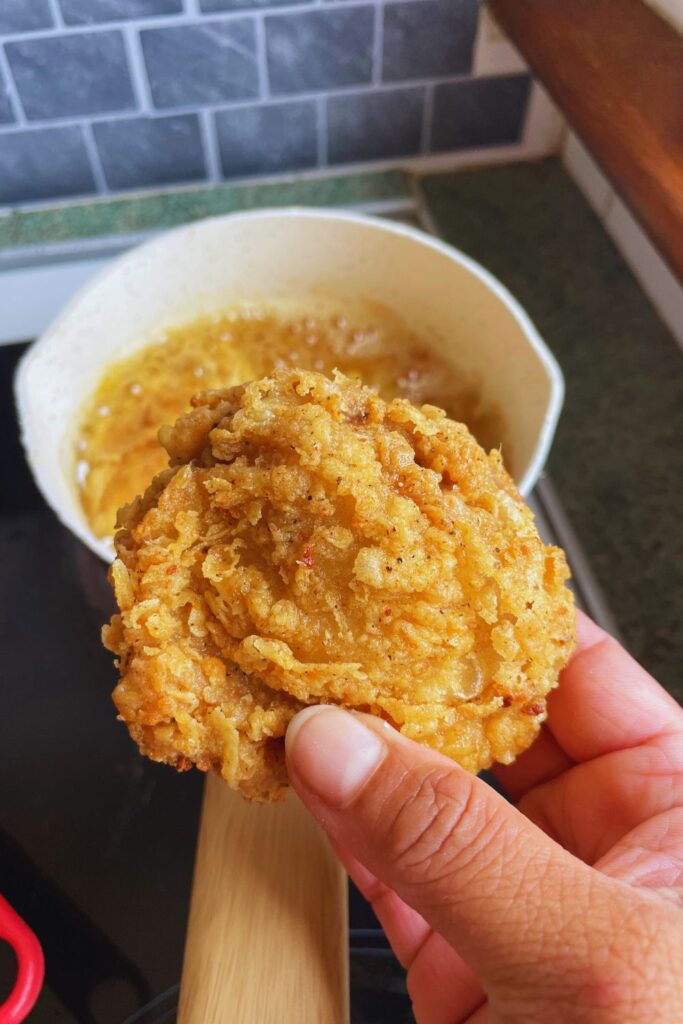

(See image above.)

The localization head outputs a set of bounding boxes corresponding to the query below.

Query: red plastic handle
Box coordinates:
[0,894,44,1024]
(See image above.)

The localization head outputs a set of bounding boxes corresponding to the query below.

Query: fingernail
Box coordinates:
[286,706,386,806]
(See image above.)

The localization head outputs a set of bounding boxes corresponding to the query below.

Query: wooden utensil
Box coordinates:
[177,773,349,1023]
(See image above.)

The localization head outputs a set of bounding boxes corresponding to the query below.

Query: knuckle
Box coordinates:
[379,763,501,889]
[495,883,683,1019]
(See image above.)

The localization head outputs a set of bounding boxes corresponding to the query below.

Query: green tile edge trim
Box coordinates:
[0,170,411,251]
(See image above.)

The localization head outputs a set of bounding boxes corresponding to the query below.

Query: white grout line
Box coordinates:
[419,83,434,154]
[257,0,379,21]
[0,43,27,125]
[0,140,557,222]
[316,95,327,166]
[122,23,153,113]
[0,129,558,219]
[198,107,221,183]
[0,14,196,42]
[371,2,384,85]
[80,122,109,193]
[0,1,400,45]
[0,72,475,133]
[45,0,65,30]
[253,14,269,102]
[120,144,545,190]
[0,141,550,219]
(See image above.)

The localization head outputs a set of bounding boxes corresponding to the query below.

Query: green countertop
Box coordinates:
[4,160,681,696]
[421,163,682,698]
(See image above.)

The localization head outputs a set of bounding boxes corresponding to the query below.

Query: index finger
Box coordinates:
[544,609,682,763]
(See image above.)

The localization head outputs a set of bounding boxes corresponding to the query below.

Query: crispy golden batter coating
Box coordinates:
[104,370,574,800]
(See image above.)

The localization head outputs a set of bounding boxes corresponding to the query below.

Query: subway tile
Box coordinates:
[0,0,54,35]
[266,7,373,96]
[141,20,258,108]
[92,114,206,190]
[327,87,423,164]
[431,74,531,152]
[201,0,299,10]
[59,0,183,25]
[215,100,317,177]
[382,0,478,83]
[0,70,14,124]
[0,126,96,204]
[6,31,135,120]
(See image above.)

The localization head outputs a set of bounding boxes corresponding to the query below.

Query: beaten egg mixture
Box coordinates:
[76,308,503,543]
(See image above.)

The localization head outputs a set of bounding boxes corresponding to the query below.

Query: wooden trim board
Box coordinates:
[490,0,683,283]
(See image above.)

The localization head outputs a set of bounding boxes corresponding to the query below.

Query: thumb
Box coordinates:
[285,705,606,986]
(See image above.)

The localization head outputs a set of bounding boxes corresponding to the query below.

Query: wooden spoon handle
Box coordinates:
[177,773,349,1024]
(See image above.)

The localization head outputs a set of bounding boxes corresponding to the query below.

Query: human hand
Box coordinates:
[286,611,683,1022]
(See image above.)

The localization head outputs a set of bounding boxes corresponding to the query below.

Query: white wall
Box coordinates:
[562,132,683,351]
[642,0,683,34]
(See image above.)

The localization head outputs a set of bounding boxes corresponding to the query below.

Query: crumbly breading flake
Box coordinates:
[104,370,574,800]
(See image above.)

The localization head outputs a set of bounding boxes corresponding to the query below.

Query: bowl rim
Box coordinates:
[15,205,564,563]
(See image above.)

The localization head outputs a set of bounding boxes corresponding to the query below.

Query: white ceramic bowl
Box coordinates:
[16,208,564,563]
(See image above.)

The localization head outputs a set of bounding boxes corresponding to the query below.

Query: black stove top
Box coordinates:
[0,341,411,1022]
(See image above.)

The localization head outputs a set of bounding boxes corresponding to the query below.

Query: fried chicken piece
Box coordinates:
[103,369,574,801]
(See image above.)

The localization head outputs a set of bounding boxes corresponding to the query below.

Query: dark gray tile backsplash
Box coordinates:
[431,74,531,152]
[93,114,206,188]
[0,127,95,203]
[59,0,183,25]
[327,88,424,164]
[6,32,136,120]
[382,0,478,82]
[0,1,54,35]
[266,8,374,95]
[0,3,536,207]
[141,20,259,107]
[216,100,317,177]
[201,0,298,9]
